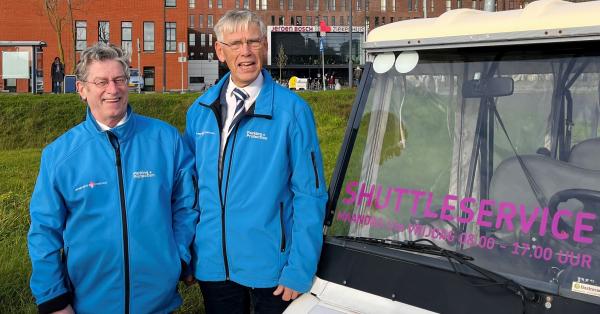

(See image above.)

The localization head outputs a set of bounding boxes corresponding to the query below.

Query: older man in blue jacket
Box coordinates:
[28,43,199,314]
[184,9,328,314]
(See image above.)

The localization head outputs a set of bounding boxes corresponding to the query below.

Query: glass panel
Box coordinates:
[329,43,600,304]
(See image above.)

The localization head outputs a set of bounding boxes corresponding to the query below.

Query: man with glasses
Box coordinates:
[184,9,328,314]
[28,42,199,313]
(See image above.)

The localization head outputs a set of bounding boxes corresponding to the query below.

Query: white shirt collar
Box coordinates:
[97,112,129,131]
[226,72,264,110]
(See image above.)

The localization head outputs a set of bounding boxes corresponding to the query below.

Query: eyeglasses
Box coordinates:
[83,77,128,89]
[219,38,264,51]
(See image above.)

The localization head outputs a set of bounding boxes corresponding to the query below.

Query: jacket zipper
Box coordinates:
[310,151,320,189]
[208,104,232,280]
[107,131,130,314]
[279,202,286,252]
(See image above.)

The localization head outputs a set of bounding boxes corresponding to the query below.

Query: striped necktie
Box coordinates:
[229,87,248,133]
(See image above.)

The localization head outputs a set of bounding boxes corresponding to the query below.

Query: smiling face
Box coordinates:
[77,59,129,127]
[215,23,267,87]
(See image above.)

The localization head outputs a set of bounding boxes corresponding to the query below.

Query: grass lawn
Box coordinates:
[0,90,354,313]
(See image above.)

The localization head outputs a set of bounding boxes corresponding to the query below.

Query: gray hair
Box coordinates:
[75,42,130,81]
[214,9,266,42]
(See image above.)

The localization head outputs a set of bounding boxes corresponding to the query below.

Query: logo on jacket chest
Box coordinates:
[133,170,156,179]
[246,130,268,141]
[74,181,108,192]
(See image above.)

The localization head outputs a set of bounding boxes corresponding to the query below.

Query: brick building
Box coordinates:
[1,0,525,93]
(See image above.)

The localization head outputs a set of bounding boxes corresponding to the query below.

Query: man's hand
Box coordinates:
[184,274,196,286]
[52,304,74,314]
[273,284,300,301]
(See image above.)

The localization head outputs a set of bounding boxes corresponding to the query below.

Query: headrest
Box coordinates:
[569,138,600,170]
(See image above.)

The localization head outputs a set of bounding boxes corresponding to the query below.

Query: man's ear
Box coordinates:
[215,42,226,63]
[76,81,87,102]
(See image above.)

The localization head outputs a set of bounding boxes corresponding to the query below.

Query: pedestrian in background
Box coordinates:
[51,57,65,94]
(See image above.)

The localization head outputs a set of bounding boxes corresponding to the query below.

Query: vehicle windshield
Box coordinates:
[130,69,140,77]
[329,42,600,304]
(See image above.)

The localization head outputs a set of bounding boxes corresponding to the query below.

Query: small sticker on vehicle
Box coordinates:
[572,281,600,297]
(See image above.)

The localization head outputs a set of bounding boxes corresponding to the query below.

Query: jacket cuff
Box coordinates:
[38,292,72,314]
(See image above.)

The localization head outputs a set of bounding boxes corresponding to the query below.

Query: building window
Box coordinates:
[218,0,222,8]
[382,16,385,24]
[76,21,87,51]
[189,15,195,28]
[98,21,109,43]
[431,0,434,11]
[374,16,379,26]
[340,0,345,10]
[356,0,361,11]
[323,16,328,25]
[296,16,302,25]
[278,16,284,25]
[280,0,284,9]
[208,52,214,60]
[209,33,213,46]
[256,0,260,10]
[207,15,214,28]
[457,0,462,8]
[143,67,155,91]
[340,15,344,26]
[408,0,412,11]
[331,16,335,25]
[262,0,267,9]
[289,0,293,9]
[392,0,396,11]
[143,22,154,51]
[306,0,310,10]
[165,0,176,7]
[380,0,386,11]
[307,16,312,26]
[315,0,320,10]
[244,0,249,9]
[472,0,478,9]
[189,0,195,8]
[189,33,196,46]
[199,15,204,28]
[236,0,240,8]
[332,0,336,10]
[121,22,132,54]
[201,33,206,47]
[390,16,394,22]
[291,16,295,25]
[446,0,451,10]
[271,15,275,25]
[165,22,176,52]
[208,0,212,8]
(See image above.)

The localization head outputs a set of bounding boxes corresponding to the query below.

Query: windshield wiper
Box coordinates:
[336,235,474,260]
[335,236,539,312]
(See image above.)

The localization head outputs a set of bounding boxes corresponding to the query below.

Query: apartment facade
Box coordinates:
[1,0,525,93]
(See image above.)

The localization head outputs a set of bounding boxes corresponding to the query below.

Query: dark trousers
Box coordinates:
[52,81,62,93]
[199,280,292,314]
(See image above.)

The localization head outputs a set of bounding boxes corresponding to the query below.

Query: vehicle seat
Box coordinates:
[490,155,600,218]
[568,138,600,170]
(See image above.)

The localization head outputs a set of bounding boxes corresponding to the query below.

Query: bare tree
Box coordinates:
[43,0,66,64]
[275,44,288,82]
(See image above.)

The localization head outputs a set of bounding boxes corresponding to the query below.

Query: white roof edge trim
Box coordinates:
[366,0,600,45]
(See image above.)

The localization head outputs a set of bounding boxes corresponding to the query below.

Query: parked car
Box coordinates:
[285,0,600,313]
[128,68,144,92]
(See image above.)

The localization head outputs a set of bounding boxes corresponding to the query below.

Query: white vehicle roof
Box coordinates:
[365,0,600,51]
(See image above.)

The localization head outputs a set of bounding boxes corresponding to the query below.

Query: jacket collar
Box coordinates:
[84,105,136,142]
[196,69,274,119]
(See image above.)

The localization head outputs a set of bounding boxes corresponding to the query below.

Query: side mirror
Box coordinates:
[463,77,514,98]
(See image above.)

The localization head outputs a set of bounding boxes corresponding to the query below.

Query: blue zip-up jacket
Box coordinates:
[184,70,328,293]
[28,106,199,314]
